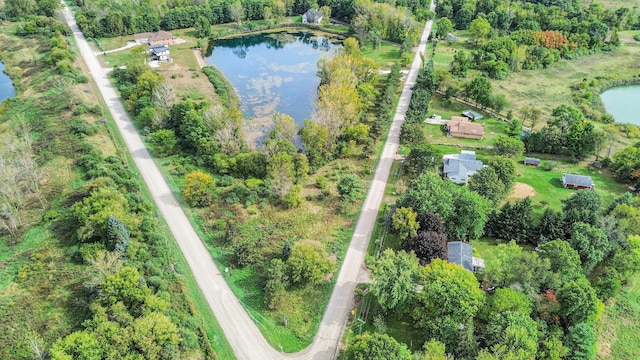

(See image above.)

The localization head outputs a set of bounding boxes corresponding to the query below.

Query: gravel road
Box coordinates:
[62,1,434,357]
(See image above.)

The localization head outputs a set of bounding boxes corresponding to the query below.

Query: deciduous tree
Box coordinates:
[369,249,419,310]
[392,207,420,241]
[337,174,363,202]
[347,332,412,360]
[182,171,215,207]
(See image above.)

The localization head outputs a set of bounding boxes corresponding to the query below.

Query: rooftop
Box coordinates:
[562,174,594,187]
[462,110,484,120]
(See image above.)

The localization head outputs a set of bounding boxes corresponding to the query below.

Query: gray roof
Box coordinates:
[562,174,594,187]
[149,45,169,53]
[462,110,483,120]
[304,8,323,22]
[524,157,541,164]
[443,151,483,184]
[448,241,473,272]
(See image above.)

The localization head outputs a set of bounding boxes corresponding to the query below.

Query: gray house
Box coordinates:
[148,45,171,62]
[443,150,484,184]
[302,8,323,24]
[448,241,485,273]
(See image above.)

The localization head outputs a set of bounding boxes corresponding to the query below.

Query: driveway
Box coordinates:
[61,1,435,358]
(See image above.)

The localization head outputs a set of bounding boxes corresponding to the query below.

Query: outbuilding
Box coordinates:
[524,157,541,166]
[561,174,595,190]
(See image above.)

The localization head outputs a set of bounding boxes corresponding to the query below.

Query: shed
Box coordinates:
[524,157,541,166]
[562,174,595,190]
[462,110,484,120]
[447,241,484,273]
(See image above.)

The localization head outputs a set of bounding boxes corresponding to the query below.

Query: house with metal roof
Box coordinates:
[148,45,171,62]
[447,241,485,273]
[562,174,595,190]
[443,150,484,184]
[302,8,323,24]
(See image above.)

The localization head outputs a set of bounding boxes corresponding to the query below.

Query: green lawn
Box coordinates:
[509,159,628,213]
[361,43,402,70]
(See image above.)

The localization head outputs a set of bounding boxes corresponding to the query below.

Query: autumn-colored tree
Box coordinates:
[182,171,215,207]
[533,31,573,50]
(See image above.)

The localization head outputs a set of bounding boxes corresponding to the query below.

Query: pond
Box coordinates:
[204,30,341,143]
[0,61,15,103]
[600,85,640,126]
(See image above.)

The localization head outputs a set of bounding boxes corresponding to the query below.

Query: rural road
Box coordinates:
[62,0,434,357]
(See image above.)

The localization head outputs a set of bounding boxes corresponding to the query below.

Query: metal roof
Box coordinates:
[562,174,594,187]
[448,241,473,272]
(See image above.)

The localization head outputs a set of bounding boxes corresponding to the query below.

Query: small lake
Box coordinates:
[600,85,640,126]
[0,61,15,103]
[204,30,341,143]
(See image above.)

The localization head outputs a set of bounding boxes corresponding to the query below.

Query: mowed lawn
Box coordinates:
[508,159,627,211]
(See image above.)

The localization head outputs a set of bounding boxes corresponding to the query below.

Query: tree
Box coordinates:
[50,331,103,360]
[564,323,597,360]
[485,198,535,244]
[106,215,129,255]
[536,208,566,243]
[484,311,538,358]
[397,172,456,224]
[400,123,426,146]
[407,143,441,174]
[228,1,245,24]
[468,167,506,204]
[130,312,180,360]
[486,156,516,191]
[418,339,451,360]
[287,241,335,286]
[562,191,601,217]
[484,288,532,318]
[266,152,295,199]
[538,240,582,282]
[449,189,489,241]
[73,185,141,242]
[300,119,330,168]
[392,207,419,241]
[405,230,448,264]
[182,171,215,207]
[149,129,177,155]
[436,17,454,39]
[570,222,610,273]
[412,259,485,327]
[469,17,491,45]
[465,76,493,107]
[270,112,298,143]
[369,249,419,310]
[492,94,508,114]
[493,136,524,157]
[97,267,151,316]
[282,240,292,261]
[194,16,211,38]
[347,333,412,360]
[337,174,363,202]
[556,277,599,326]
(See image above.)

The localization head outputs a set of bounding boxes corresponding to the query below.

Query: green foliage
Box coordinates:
[149,129,177,155]
[300,119,330,168]
[565,323,597,360]
[400,123,426,146]
[485,198,535,244]
[436,17,454,39]
[557,277,599,326]
[484,311,538,358]
[407,143,441,174]
[369,249,419,310]
[493,136,524,158]
[570,222,610,273]
[106,215,129,255]
[194,16,212,38]
[449,189,489,241]
[182,171,215,207]
[412,259,485,327]
[464,76,493,108]
[287,241,335,286]
[468,167,506,204]
[419,339,451,360]
[282,184,303,208]
[337,174,363,202]
[347,332,413,360]
[609,143,640,188]
[391,207,419,241]
[483,288,532,319]
[72,185,141,242]
[50,331,103,360]
[538,240,582,282]
[397,172,456,224]
[469,17,491,45]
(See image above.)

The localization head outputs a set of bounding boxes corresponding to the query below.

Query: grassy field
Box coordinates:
[596,272,640,359]
[361,43,402,69]
[427,30,640,119]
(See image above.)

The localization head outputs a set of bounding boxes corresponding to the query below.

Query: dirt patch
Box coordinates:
[508,182,536,199]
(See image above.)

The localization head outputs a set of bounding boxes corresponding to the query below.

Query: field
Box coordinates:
[427,31,640,119]
[597,273,640,359]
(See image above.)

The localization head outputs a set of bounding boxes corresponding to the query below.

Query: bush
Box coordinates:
[149,129,177,156]
[182,171,215,207]
[70,118,98,136]
[634,33,640,42]
[544,161,558,171]
[283,185,303,208]
[337,174,363,202]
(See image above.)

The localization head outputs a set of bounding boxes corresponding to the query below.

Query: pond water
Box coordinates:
[204,30,341,143]
[0,61,15,103]
[600,85,640,126]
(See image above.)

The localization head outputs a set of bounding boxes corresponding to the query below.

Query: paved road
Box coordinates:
[62,0,434,357]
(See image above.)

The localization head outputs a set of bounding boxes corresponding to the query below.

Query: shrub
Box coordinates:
[543,161,558,171]
[70,118,98,136]
[337,174,363,202]
[182,171,215,207]
[149,129,177,156]
[283,185,303,208]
